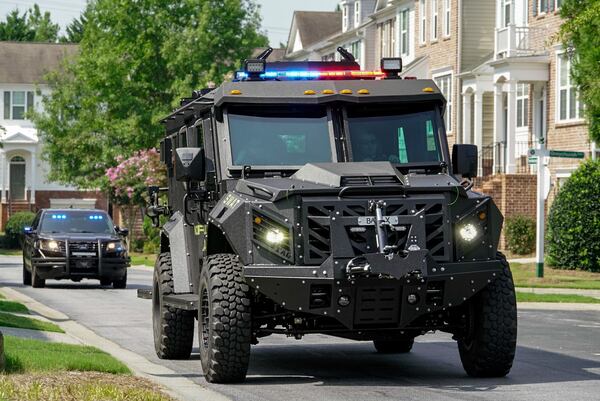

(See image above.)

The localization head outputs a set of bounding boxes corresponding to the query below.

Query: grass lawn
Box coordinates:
[516,292,600,304]
[0,248,22,256]
[0,312,63,333]
[511,263,600,289]
[129,252,156,267]
[3,336,130,374]
[0,300,29,314]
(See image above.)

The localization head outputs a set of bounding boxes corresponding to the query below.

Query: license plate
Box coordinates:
[76,261,92,269]
[357,216,399,226]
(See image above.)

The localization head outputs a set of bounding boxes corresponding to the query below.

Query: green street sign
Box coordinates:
[548,150,585,159]
[528,156,538,165]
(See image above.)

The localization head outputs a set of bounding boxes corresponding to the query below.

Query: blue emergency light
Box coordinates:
[88,215,104,220]
[51,214,67,220]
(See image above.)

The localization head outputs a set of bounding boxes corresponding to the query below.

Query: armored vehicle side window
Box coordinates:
[347,107,442,164]
[228,106,332,166]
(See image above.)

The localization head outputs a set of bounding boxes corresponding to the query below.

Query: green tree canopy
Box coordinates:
[32,0,268,189]
[559,0,600,143]
[0,5,59,42]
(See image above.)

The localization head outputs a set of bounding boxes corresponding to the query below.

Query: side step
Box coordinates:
[164,294,198,311]
[136,289,198,311]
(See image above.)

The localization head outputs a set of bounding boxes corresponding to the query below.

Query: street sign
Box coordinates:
[528,156,537,164]
[548,150,585,159]
[529,148,585,159]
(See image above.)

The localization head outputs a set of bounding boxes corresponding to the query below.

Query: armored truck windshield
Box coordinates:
[347,106,442,164]
[228,105,332,166]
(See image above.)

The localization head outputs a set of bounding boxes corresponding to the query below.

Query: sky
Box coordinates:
[0,0,341,47]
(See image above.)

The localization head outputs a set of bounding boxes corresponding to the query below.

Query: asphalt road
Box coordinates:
[2,256,600,401]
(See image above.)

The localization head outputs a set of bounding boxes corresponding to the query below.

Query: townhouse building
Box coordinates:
[284,0,596,222]
[0,41,107,229]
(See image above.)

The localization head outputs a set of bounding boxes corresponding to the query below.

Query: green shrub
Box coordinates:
[505,215,536,255]
[5,211,35,248]
[142,216,163,254]
[546,159,600,272]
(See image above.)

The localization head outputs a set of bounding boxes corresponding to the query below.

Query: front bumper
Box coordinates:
[245,259,503,329]
[32,255,130,280]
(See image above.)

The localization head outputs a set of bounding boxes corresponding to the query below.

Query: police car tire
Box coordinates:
[198,254,251,383]
[458,252,517,377]
[112,272,127,289]
[31,266,45,288]
[153,252,194,359]
[373,339,414,354]
[100,278,112,286]
[23,259,32,286]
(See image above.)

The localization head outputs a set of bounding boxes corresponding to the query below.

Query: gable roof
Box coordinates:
[0,41,79,84]
[287,11,342,54]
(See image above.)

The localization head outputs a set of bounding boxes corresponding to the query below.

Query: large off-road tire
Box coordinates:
[458,252,517,377]
[153,253,194,359]
[112,271,128,289]
[100,278,112,286]
[31,265,45,288]
[198,254,252,383]
[373,338,414,354]
[22,257,31,286]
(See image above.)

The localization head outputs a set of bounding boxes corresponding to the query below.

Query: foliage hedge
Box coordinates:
[5,211,36,248]
[546,159,600,272]
[504,215,536,255]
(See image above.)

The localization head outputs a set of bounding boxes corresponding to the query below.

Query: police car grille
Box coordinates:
[68,241,98,254]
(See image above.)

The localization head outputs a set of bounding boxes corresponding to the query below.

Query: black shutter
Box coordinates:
[3,92,10,119]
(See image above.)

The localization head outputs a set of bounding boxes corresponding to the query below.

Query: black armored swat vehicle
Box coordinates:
[142,48,517,383]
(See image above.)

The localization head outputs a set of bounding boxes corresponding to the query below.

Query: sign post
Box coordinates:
[529,148,585,278]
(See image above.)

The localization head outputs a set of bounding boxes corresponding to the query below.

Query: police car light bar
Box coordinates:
[236,69,387,81]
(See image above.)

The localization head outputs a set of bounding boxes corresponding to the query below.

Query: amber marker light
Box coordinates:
[479,211,487,220]
[422,87,435,93]
[230,89,242,95]
[254,217,262,224]
[304,90,316,95]
[322,89,335,94]
[340,89,353,94]
[358,89,370,95]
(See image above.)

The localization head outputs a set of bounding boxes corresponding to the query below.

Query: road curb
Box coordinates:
[0,286,230,401]
[518,301,600,311]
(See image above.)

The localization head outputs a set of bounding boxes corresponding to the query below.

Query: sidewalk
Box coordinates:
[516,287,600,299]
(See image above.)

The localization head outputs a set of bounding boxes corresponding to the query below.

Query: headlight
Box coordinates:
[106,241,124,252]
[40,239,61,252]
[459,223,478,242]
[265,230,285,244]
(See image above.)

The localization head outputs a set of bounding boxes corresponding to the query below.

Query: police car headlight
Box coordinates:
[459,223,478,242]
[265,230,285,244]
[40,240,62,252]
[106,241,124,252]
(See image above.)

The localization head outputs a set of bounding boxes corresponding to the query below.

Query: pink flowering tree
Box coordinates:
[105,148,166,249]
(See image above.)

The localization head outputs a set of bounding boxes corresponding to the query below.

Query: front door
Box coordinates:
[9,156,26,201]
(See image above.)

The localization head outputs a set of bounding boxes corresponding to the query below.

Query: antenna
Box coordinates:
[337,47,356,62]
[256,47,273,60]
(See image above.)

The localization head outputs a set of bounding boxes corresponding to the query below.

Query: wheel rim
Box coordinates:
[200,287,210,349]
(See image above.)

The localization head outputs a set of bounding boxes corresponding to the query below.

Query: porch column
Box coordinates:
[462,92,473,144]
[0,152,5,204]
[493,82,504,173]
[505,80,517,173]
[30,152,36,204]
[474,91,484,175]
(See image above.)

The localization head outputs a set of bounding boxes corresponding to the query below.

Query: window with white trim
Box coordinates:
[516,83,529,128]
[343,5,349,31]
[378,18,397,58]
[420,0,427,44]
[502,0,512,27]
[354,1,361,27]
[557,53,582,121]
[431,0,438,41]
[349,40,362,63]
[434,73,452,132]
[400,9,410,56]
[3,91,34,120]
[539,0,548,14]
[443,0,451,37]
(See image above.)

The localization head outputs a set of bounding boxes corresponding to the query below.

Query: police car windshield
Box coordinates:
[228,106,332,166]
[39,211,115,234]
[347,106,443,164]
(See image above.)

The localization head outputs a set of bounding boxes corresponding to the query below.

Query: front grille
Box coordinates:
[69,259,99,274]
[302,196,450,265]
[340,175,400,186]
[68,241,98,255]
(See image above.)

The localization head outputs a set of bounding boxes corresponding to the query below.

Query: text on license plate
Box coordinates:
[357,216,399,226]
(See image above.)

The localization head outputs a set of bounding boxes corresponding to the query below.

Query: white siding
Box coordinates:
[461,0,496,71]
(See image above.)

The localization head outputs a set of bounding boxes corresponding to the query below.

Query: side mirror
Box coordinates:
[115,226,129,237]
[175,147,206,182]
[452,144,478,179]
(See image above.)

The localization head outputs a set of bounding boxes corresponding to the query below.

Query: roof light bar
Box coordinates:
[235,69,387,81]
